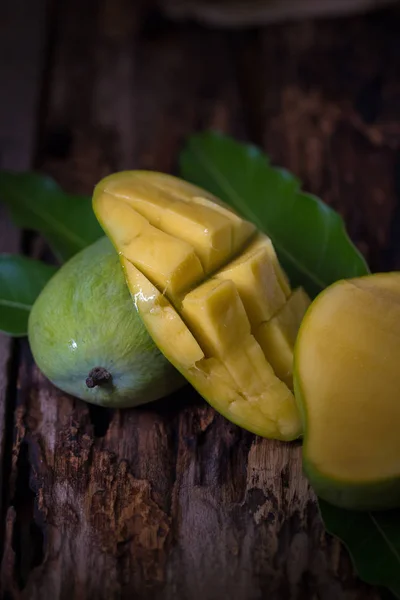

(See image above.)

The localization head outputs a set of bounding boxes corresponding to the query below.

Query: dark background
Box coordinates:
[0,1,399,598]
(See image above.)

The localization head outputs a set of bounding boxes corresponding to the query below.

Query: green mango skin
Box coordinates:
[28,237,185,407]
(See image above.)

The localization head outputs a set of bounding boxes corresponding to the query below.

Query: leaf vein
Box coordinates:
[0,298,32,311]
[369,513,400,565]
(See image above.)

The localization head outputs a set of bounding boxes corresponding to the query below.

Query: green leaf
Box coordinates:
[0,255,57,336]
[320,501,400,599]
[0,171,103,262]
[180,131,369,297]
[180,131,400,597]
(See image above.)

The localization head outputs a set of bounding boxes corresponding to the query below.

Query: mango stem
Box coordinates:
[86,367,112,388]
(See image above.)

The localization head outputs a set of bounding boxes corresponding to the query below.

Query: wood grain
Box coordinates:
[1,2,400,599]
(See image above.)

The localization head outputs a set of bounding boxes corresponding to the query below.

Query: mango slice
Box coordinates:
[93,171,304,441]
[256,287,311,387]
[294,273,400,510]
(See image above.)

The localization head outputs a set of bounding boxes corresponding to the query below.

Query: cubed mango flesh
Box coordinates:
[93,171,305,441]
[95,191,204,301]
[96,170,256,275]
[215,234,290,327]
[181,278,251,357]
[123,258,300,440]
[255,287,311,387]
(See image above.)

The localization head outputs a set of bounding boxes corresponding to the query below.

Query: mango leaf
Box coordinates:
[0,255,57,336]
[180,131,369,297]
[0,171,103,263]
[180,131,400,597]
[320,501,400,600]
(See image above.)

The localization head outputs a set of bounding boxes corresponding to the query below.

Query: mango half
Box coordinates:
[294,273,400,510]
[93,171,310,441]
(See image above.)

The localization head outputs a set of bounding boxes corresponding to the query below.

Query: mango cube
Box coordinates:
[181,278,251,357]
[95,191,204,300]
[99,171,171,225]
[255,287,310,386]
[215,234,289,327]
[97,170,256,274]
[159,201,233,273]
[191,195,256,255]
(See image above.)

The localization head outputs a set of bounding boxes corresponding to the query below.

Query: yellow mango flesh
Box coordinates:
[256,287,311,387]
[190,195,256,253]
[215,234,290,327]
[181,278,294,402]
[295,273,400,509]
[160,202,232,273]
[93,171,303,441]
[125,171,256,252]
[95,191,204,301]
[181,278,251,357]
[123,259,298,440]
[97,170,256,274]
[123,258,205,369]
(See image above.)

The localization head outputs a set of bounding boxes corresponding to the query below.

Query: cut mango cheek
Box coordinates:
[94,171,305,441]
[122,259,301,441]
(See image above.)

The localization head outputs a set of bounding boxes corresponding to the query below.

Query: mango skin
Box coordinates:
[28,237,185,407]
[294,274,400,511]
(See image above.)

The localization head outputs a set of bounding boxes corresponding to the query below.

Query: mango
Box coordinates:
[256,287,311,388]
[121,259,297,440]
[98,170,255,269]
[28,236,184,407]
[215,234,290,328]
[94,171,308,440]
[294,273,400,510]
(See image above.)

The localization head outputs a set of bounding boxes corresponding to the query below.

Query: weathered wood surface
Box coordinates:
[1,2,400,598]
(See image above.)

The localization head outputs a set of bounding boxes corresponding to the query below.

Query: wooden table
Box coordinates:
[1,2,399,598]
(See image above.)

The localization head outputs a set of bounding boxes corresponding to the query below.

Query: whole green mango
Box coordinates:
[28,236,185,407]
